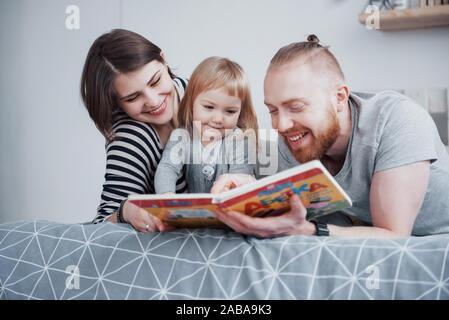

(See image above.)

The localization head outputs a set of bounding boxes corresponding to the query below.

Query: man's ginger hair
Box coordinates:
[269,34,345,87]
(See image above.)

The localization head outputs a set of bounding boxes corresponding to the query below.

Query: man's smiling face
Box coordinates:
[264,61,340,163]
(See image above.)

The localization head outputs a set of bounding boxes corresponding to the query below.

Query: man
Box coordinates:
[211,36,449,238]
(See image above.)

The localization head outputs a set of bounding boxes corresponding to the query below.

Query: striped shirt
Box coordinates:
[93,77,188,223]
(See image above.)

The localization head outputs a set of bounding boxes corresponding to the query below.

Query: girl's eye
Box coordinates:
[226,109,237,114]
[269,109,278,115]
[204,105,214,110]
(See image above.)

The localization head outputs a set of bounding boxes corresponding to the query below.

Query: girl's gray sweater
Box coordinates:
[154,127,255,193]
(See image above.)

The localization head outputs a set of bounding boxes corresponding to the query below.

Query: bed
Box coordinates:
[1,219,448,300]
[2,88,448,300]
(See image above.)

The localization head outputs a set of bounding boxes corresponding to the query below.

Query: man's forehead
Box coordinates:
[265,61,337,102]
[265,64,316,96]
[267,60,316,81]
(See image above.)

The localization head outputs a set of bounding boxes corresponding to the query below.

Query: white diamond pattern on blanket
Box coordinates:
[0,220,448,300]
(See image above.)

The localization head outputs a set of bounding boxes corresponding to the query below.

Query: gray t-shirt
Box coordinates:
[276,91,449,235]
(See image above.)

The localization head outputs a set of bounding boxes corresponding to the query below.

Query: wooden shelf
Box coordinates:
[358,6,449,30]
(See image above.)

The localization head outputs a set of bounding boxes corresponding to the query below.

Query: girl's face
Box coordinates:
[114,60,175,126]
[192,87,242,143]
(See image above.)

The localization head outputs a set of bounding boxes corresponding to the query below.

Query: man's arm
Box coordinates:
[329,160,430,238]
[213,161,430,238]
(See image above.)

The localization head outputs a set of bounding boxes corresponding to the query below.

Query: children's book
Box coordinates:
[128,160,352,228]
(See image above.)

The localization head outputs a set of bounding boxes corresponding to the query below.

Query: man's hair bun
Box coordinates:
[307,34,319,43]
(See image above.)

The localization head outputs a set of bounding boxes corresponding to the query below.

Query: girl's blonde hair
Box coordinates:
[178,56,259,147]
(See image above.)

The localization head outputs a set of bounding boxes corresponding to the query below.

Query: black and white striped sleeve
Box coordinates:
[93,119,187,224]
[92,77,188,223]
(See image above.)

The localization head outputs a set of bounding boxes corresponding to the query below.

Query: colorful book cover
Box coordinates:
[129,195,222,228]
[128,160,352,228]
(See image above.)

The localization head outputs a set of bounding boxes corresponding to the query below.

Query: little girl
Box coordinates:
[154,56,258,194]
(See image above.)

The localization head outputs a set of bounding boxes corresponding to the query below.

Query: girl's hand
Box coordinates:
[122,200,176,232]
[210,174,256,193]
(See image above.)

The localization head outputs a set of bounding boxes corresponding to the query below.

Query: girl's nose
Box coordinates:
[212,111,223,124]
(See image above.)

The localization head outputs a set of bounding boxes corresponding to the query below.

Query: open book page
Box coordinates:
[217,160,352,220]
[127,193,222,227]
[128,160,352,228]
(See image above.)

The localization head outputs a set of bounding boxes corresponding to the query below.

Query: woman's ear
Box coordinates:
[160,52,166,62]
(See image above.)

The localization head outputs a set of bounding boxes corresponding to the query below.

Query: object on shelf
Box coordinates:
[367,0,395,10]
[367,0,420,11]
[393,0,412,9]
[420,0,449,6]
[359,5,449,30]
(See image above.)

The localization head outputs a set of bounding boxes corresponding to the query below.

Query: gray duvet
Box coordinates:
[0,220,448,300]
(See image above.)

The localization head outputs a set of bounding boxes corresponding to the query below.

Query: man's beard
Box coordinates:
[282,109,340,164]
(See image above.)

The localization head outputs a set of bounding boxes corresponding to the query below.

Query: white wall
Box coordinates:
[1,0,448,224]
[0,0,121,224]
[121,0,449,130]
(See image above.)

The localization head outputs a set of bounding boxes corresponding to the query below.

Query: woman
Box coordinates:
[81,29,187,232]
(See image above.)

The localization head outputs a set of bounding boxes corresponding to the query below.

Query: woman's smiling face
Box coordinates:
[114,60,175,126]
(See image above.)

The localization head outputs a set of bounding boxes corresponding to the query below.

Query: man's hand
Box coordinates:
[210,174,256,193]
[214,194,316,238]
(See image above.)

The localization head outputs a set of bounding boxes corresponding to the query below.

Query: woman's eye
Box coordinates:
[150,77,161,87]
[126,95,138,102]
[269,109,278,114]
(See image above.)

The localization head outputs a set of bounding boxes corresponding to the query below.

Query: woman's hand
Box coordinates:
[122,200,176,233]
[210,174,256,193]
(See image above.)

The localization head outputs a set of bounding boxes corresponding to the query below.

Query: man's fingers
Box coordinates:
[214,209,247,234]
[215,209,277,238]
[214,195,308,238]
[287,194,307,219]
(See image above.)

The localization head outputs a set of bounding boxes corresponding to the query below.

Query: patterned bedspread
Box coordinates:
[0,220,448,300]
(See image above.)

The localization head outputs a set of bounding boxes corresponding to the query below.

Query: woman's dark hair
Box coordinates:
[80,29,174,141]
